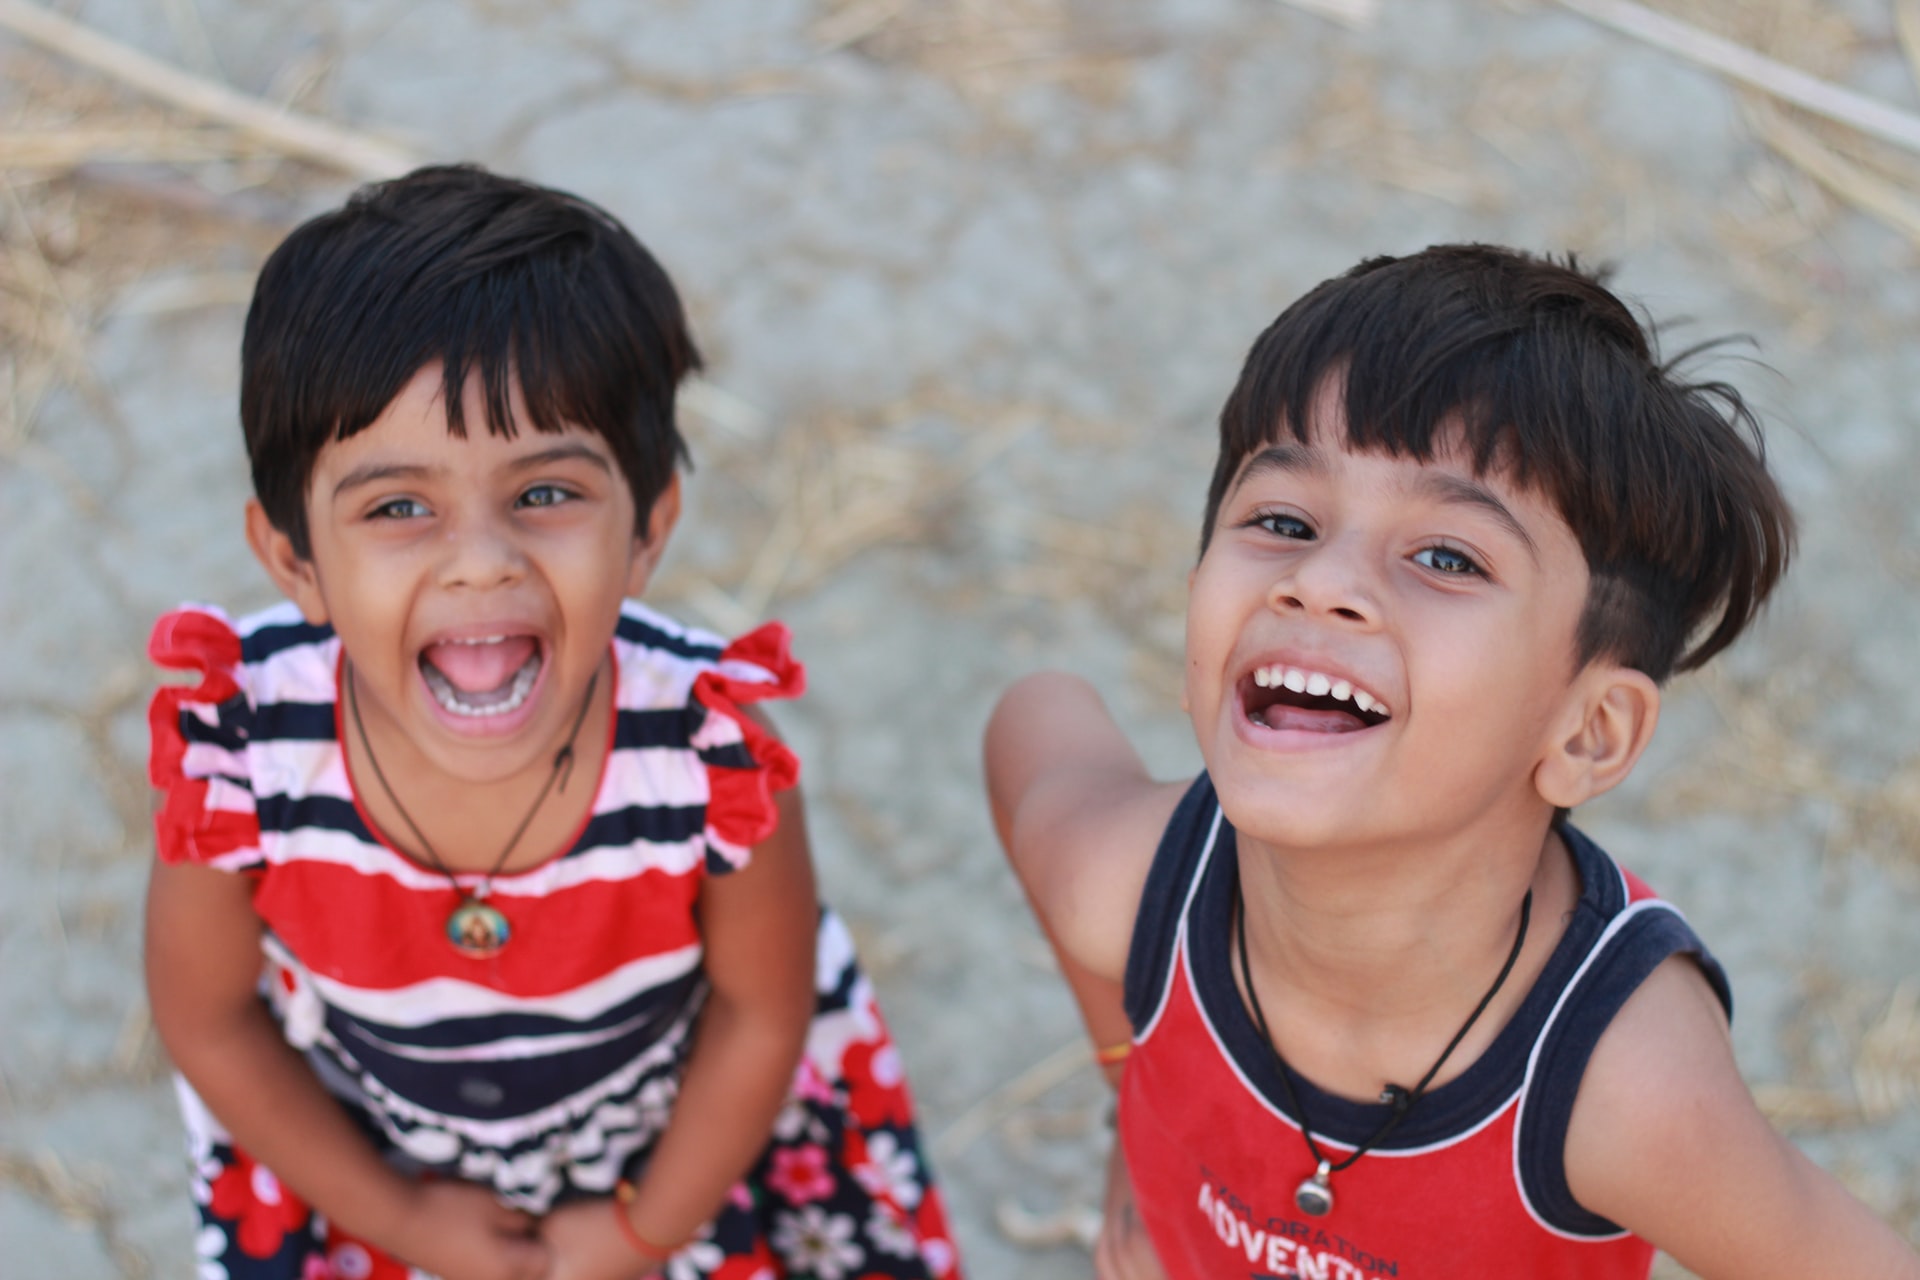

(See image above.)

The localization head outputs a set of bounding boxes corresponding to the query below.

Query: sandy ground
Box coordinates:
[3,0,1919,1275]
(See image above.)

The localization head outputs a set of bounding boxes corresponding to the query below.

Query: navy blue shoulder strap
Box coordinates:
[1123,774,1221,1034]
[1516,883,1733,1236]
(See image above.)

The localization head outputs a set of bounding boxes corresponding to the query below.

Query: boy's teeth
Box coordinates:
[1249,664,1391,720]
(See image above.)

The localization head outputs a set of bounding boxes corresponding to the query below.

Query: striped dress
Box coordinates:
[148,600,960,1280]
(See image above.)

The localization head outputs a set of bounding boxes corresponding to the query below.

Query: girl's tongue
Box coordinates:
[421,635,538,695]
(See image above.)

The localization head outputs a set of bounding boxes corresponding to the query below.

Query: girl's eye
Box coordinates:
[517,484,574,509]
[1255,512,1314,540]
[1413,545,1484,576]
[369,498,428,520]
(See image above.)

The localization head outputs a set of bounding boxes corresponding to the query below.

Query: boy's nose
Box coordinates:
[1270,541,1377,625]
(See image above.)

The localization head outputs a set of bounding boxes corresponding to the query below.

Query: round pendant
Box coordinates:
[446,898,511,958]
[1294,1163,1334,1217]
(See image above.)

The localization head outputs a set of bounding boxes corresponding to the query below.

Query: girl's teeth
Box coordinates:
[1305,673,1331,697]
[1281,669,1307,693]
[1331,680,1352,701]
[423,652,542,717]
[1354,690,1375,713]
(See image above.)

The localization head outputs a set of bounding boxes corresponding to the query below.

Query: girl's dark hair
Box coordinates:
[1201,244,1794,682]
[241,164,701,557]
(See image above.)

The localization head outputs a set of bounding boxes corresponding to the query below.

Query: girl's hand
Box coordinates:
[1094,1140,1167,1280]
[387,1182,550,1280]
[540,1198,665,1280]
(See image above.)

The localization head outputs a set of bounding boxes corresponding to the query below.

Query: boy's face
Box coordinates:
[252,364,673,786]
[1185,402,1598,853]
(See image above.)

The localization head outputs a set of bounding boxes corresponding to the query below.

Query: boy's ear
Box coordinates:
[1534,664,1661,809]
[626,473,682,596]
[245,500,330,626]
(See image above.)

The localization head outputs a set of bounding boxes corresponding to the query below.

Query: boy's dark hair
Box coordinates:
[1201,244,1794,682]
[241,164,701,558]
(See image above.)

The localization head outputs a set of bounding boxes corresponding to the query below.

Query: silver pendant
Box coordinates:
[1294,1161,1333,1216]
[447,898,511,958]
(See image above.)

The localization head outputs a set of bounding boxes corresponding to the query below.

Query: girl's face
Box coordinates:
[250,363,676,788]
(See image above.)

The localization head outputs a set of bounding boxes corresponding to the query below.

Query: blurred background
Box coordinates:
[3,0,1919,1275]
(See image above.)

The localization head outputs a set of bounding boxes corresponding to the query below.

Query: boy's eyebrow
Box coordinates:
[1413,471,1539,559]
[1231,441,1324,491]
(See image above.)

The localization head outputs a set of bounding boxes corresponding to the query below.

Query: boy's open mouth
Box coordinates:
[1241,663,1391,733]
[419,635,544,718]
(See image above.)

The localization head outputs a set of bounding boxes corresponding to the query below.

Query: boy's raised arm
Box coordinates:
[1566,954,1920,1278]
[984,672,1182,984]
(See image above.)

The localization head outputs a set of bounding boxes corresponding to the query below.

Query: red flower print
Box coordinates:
[842,1040,913,1129]
[323,1223,412,1280]
[207,1150,310,1259]
[766,1143,837,1205]
[711,1243,777,1280]
[913,1191,960,1278]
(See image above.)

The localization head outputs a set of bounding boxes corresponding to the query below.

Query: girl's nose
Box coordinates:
[436,512,527,590]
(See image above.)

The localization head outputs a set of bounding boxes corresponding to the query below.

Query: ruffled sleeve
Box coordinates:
[148,607,265,871]
[689,622,806,873]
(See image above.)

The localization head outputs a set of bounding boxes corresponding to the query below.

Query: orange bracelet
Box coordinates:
[611,1180,680,1260]
[1096,1041,1133,1065]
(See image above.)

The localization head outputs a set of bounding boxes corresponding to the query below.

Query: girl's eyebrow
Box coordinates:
[331,442,612,499]
[332,461,433,499]
[506,442,614,474]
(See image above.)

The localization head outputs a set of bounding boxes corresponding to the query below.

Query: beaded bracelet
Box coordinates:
[611,1179,680,1261]
[1095,1042,1132,1065]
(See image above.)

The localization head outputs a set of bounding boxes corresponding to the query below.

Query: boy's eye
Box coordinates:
[1255,512,1314,540]
[517,484,575,509]
[369,497,428,520]
[1413,545,1483,576]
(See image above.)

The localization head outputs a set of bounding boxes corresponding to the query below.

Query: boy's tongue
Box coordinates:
[422,636,537,693]
[1261,703,1367,733]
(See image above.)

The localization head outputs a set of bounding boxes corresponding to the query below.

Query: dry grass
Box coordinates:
[1648,665,1920,871]
[811,0,1151,103]
[658,384,1047,633]
[0,48,317,455]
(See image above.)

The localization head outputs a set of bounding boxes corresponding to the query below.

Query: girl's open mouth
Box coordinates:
[1241,663,1391,734]
[419,635,544,718]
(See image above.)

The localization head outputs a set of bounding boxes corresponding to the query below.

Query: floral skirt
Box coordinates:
[182,919,961,1280]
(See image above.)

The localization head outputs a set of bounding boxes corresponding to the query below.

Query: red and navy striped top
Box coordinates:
[1118,774,1731,1280]
[147,599,803,1211]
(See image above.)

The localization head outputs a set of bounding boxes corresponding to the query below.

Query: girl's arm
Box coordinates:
[145,859,550,1280]
[542,779,819,1280]
[1565,954,1920,1278]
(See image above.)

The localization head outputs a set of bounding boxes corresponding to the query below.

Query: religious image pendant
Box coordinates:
[1294,1161,1334,1216]
[447,898,510,958]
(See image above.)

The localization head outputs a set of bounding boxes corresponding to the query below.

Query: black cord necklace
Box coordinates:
[346,662,599,959]
[1234,880,1532,1218]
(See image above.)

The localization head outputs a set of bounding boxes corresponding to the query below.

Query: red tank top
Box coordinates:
[1117,776,1729,1280]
